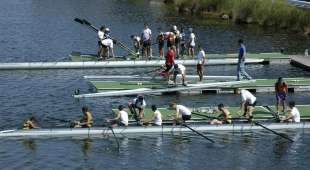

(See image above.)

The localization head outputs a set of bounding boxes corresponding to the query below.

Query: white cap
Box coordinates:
[189,28,193,32]
[105,28,110,32]
[173,25,177,31]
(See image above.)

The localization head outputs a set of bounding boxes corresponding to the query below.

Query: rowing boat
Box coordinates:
[0,122,309,138]
[83,75,237,81]
[74,80,255,98]
[87,77,310,93]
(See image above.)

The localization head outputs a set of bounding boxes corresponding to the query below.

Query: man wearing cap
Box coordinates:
[128,95,147,120]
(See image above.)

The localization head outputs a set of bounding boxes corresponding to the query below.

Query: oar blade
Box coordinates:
[82,19,91,26]
[74,18,84,24]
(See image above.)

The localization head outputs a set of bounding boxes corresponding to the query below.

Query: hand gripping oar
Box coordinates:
[263,106,280,122]
[182,123,215,143]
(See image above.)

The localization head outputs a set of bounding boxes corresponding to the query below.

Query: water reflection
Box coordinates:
[22,139,36,152]
[82,138,93,158]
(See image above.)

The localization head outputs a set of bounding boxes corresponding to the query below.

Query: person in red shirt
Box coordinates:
[162,46,176,83]
[275,77,288,113]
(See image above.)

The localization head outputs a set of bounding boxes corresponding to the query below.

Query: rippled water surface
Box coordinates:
[0,0,310,169]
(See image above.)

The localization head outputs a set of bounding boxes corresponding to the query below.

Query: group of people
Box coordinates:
[23,79,300,130]
[130,24,197,60]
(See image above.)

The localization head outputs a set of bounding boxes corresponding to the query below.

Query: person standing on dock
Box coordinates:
[172,25,181,58]
[157,31,165,58]
[164,46,176,82]
[165,31,176,49]
[169,102,192,125]
[141,23,152,59]
[180,27,186,58]
[281,101,300,123]
[275,77,288,113]
[188,28,196,59]
[237,39,252,80]
[236,89,256,121]
[196,45,206,82]
[131,35,141,56]
[97,26,105,59]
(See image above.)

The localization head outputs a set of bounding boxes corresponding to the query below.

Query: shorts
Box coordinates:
[182,114,191,121]
[175,37,180,44]
[143,40,151,48]
[246,101,257,107]
[167,41,175,48]
[276,92,286,101]
[189,44,195,48]
[119,122,127,127]
[197,64,203,71]
[164,64,173,73]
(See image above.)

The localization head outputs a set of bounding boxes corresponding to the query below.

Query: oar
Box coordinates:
[74,18,137,56]
[182,123,215,143]
[263,106,281,122]
[109,126,120,151]
[45,116,72,123]
[252,120,294,142]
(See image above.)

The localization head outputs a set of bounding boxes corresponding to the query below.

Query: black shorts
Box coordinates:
[165,64,173,72]
[158,41,164,49]
[175,37,180,44]
[143,40,151,48]
[167,41,175,48]
[197,64,203,71]
[182,114,191,121]
[246,101,257,107]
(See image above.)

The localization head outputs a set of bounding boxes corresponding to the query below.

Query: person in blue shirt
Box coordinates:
[237,39,252,81]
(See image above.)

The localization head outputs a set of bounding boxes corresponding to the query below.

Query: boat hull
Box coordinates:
[1,122,309,138]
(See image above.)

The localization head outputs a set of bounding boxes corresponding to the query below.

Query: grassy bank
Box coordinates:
[166,0,310,35]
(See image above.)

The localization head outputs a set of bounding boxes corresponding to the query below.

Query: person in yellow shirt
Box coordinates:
[210,104,232,125]
[74,106,93,128]
[23,116,40,129]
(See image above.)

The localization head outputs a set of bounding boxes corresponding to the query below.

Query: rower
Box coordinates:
[142,105,162,126]
[157,31,165,58]
[196,45,206,82]
[141,23,152,59]
[173,63,187,86]
[188,28,196,59]
[128,95,146,120]
[131,35,141,56]
[210,104,232,125]
[73,106,93,128]
[275,77,288,113]
[169,102,192,124]
[23,116,39,129]
[236,89,257,121]
[281,101,300,123]
[98,26,105,59]
[107,105,129,127]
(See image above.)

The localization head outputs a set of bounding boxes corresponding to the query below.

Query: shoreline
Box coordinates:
[163,0,310,36]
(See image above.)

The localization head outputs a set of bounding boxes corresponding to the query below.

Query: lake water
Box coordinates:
[0,0,310,169]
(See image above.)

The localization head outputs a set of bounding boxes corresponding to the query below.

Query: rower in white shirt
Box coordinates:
[107,105,129,127]
[281,101,300,123]
[236,89,257,120]
[143,105,162,126]
[169,102,192,124]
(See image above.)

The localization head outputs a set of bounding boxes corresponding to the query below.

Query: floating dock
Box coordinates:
[89,77,310,94]
[0,52,289,70]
